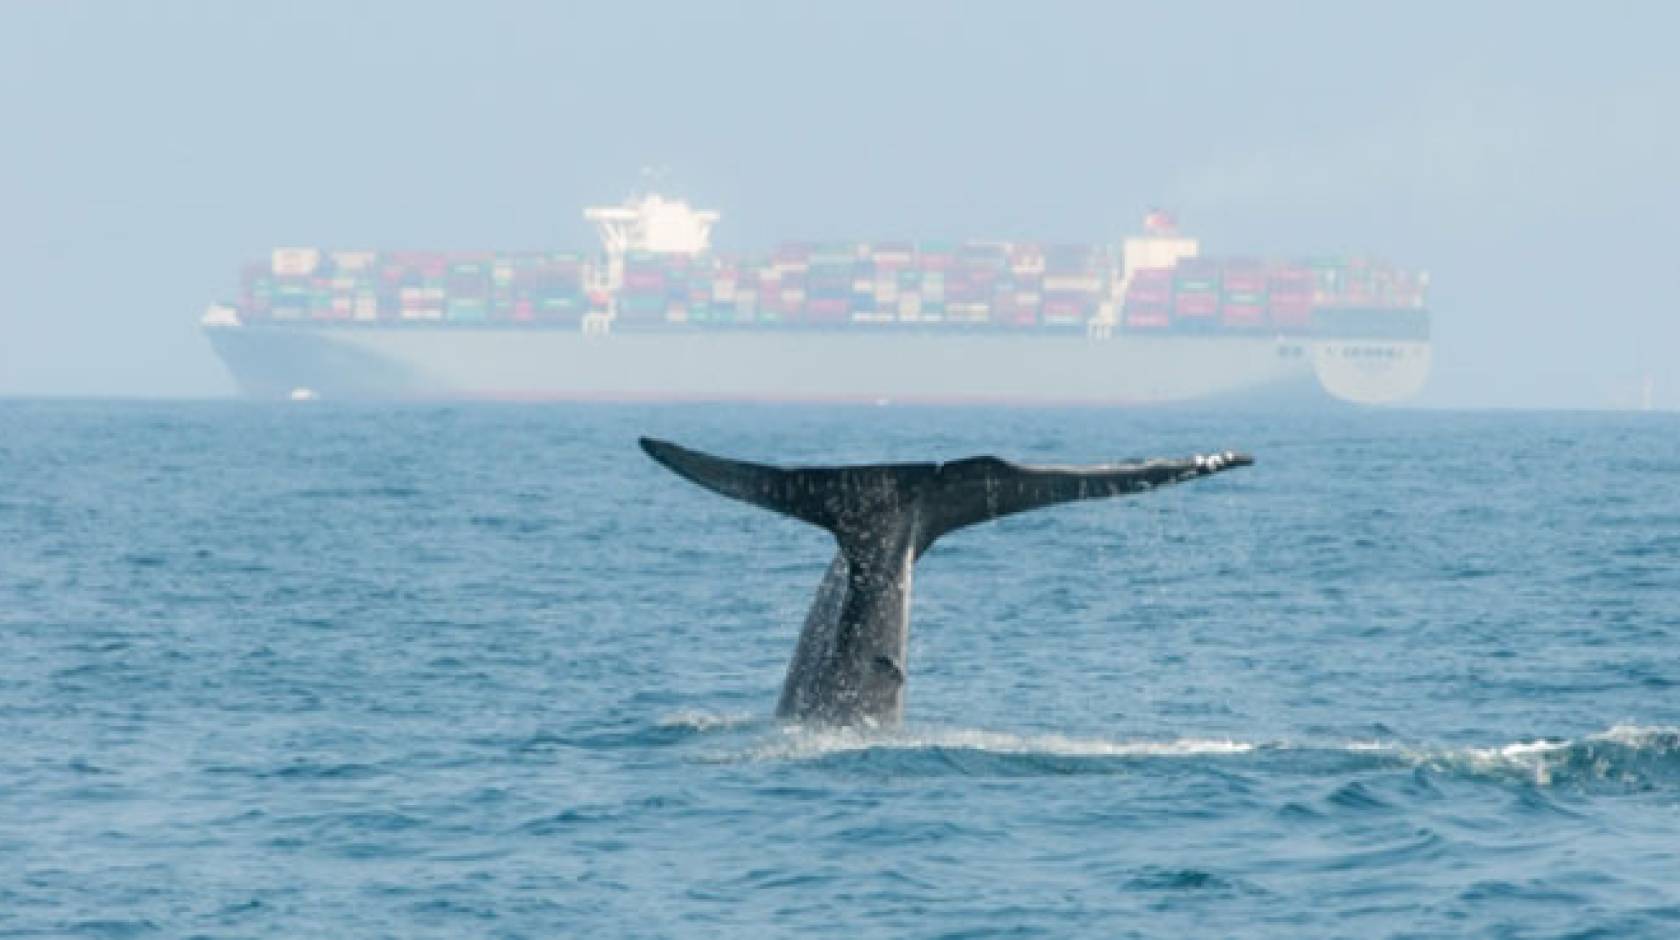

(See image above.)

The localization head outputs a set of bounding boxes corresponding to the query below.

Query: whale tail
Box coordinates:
[641,436,1253,727]
[638,437,1251,552]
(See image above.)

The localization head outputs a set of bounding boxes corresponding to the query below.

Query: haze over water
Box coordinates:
[3,2,1679,408]
[3,402,1678,935]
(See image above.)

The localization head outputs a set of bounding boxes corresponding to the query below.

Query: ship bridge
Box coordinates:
[584,193,719,294]
[1120,209,1199,287]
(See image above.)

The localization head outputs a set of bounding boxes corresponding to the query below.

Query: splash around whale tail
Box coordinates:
[638,437,1252,552]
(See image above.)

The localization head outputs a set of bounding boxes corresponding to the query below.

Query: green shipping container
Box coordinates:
[619,295,664,313]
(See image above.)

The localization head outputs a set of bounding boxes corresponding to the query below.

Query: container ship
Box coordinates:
[202,194,1431,405]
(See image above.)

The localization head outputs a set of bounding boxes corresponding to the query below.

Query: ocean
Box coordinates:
[2,401,1677,938]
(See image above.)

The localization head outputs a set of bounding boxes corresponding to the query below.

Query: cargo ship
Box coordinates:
[202,194,1431,405]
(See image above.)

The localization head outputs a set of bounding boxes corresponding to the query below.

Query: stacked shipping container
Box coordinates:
[244,249,588,325]
[237,244,1425,333]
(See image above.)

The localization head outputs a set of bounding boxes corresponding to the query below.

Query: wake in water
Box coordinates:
[1446,724,1680,788]
[658,712,1680,790]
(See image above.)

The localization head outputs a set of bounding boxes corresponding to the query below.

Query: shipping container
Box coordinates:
[1174,292,1219,319]
[229,233,1426,348]
[272,248,322,277]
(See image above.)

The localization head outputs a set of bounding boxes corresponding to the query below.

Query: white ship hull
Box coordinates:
[205,322,1431,406]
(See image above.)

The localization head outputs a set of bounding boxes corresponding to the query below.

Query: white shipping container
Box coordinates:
[331,250,377,272]
[272,247,321,276]
[1044,275,1101,292]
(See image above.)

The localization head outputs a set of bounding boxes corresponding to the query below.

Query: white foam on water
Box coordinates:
[657,709,761,733]
[681,714,1680,784]
[739,724,1259,763]
[1593,723,1680,748]
[1413,725,1680,787]
[1454,738,1574,785]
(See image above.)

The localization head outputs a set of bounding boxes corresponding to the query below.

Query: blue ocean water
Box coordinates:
[2,401,1678,938]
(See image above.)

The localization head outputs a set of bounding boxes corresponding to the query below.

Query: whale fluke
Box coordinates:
[640,437,1249,554]
[639,437,935,548]
[640,437,1252,726]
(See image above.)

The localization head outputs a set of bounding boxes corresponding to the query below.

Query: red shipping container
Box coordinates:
[1174,293,1219,318]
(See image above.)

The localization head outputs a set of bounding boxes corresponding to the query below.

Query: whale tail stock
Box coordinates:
[638,437,1252,553]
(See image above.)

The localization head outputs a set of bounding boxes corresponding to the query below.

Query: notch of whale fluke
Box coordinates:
[639,437,1253,727]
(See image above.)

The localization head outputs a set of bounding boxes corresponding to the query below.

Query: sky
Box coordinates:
[2,1,1677,408]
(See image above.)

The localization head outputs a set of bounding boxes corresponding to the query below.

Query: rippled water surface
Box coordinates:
[2,402,1678,937]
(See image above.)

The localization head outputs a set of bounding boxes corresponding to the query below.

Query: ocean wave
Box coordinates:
[707,724,1258,773]
[656,709,763,733]
[1313,724,1680,790]
[682,719,1680,789]
[1433,724,1680,789]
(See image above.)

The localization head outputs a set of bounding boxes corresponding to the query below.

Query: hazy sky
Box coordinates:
[3,1,1677,407]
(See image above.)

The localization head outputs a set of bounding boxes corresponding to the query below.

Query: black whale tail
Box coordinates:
[638,437,937,546]
[639,437,1252,553]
